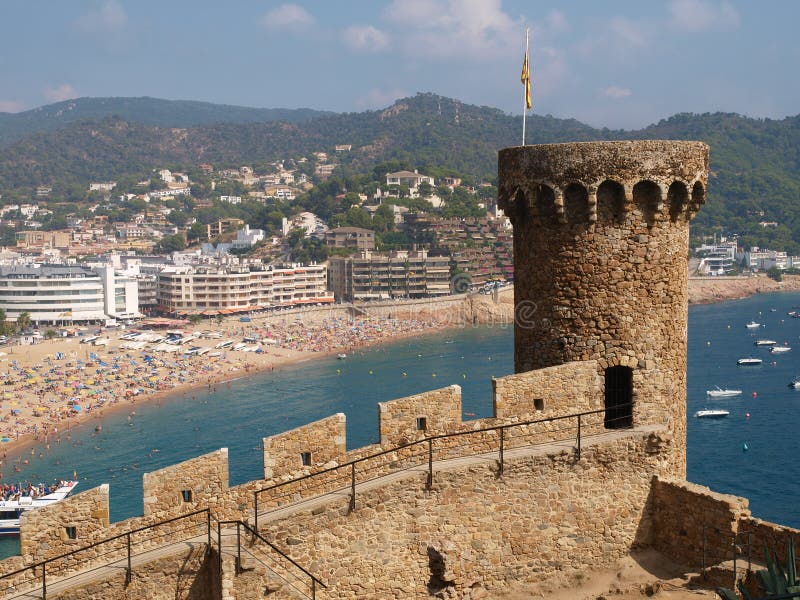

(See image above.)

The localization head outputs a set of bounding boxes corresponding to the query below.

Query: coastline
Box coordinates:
[688,274,800,305]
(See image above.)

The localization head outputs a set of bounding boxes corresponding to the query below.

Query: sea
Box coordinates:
[1,291,799,558]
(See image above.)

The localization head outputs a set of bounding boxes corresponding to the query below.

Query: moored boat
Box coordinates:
[0,480,78,535]
[694,409,730,418]
[337,353,347,359]
[770,346,791,354]
[737,357,763,366]
[706,387,742,398]
[745,321,761,329]
[789,377,800,389]
[754,339,777,346]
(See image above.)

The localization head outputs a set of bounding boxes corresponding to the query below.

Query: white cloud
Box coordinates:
[0,100,25,113]
[384,0,523,60]
[343,25,390,52]
[532,46,568,99]
[669,0,740,32]
[261,4,314,31]
[356,88,408,110]
[44,84,78,103]
[575,16,650,60]
[75,0,128,33]
[545,10,570,34]
[602,86,632,99]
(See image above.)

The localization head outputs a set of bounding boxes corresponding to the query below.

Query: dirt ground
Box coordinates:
[495,550,718,600]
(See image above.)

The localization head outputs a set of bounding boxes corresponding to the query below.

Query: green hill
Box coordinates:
[0,93,798,250]
[0,96,328,147]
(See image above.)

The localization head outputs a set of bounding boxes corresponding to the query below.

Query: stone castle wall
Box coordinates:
[143,448,229,516]
[263,413,347,479]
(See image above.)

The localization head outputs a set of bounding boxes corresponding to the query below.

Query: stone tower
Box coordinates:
[498,140,708,474]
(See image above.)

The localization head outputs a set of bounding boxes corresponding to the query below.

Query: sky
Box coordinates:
[0,0,798,129]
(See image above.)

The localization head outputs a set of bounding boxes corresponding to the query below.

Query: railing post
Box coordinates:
[236,522,242,575]
[426,438,433,489]
[748,531,752,572]
[576,414,582,460]
[207,510,211,548]
[733,533,737,588]
[349,462,356,512]
[702,524,706,578]
[254,491,259,533]
[217,520,222,582]
[312,578,316,599]
[42,562,46,600]
[499,427,504,476]
[126,531,132,585]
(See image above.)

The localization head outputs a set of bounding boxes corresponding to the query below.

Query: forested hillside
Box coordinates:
[0,93,799,250]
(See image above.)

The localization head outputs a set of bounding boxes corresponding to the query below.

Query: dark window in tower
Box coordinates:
[604,366,633,429]
[667,181,689,222]
[534,184,557,224]
[596,180,625,223]
[563,183,590,225]
[633,180,661,227]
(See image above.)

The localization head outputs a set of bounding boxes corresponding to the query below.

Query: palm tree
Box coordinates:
[16,311,32,333]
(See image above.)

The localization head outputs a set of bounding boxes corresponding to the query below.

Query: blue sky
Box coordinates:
[1,0,798,129]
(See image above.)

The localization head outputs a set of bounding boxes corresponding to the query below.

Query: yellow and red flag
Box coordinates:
[521,50,532,110]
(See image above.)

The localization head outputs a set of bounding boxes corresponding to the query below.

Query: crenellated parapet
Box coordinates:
[498,141,708,226]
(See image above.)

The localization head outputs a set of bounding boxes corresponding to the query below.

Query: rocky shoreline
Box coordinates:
[688,274,800,305]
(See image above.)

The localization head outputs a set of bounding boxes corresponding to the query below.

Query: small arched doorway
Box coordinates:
[604,366,633,429]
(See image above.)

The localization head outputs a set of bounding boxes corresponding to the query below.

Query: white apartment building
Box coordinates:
[156,264,333,315]
[743,247,788,271]
[0,265,140,324]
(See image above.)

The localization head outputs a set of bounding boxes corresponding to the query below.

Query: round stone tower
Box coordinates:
[498,140,708,474]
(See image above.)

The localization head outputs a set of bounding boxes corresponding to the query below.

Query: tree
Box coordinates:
[45,329,57,340]
[418,182,434,198]
[168,210,190,227]
[156,234,186,253]
[215,314,224,325]
[0,308,12,336]
[187,222,207,242]
[16,311,32,333]
[188,314,202,325]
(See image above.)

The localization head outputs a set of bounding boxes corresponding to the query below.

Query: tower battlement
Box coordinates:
[498,140,708,226]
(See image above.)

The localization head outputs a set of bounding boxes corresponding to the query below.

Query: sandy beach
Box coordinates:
[0,308,447,475]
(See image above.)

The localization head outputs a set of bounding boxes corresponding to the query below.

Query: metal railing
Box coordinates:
[254,404,636,531]
[0,508,211,599]
[217,519,326,599]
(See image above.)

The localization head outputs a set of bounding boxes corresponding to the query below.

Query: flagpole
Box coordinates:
[522,27,529,146]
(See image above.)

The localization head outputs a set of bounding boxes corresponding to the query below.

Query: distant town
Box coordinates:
[0,149,512,332]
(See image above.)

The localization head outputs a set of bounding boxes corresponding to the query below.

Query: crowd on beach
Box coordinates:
[0,312,443,465]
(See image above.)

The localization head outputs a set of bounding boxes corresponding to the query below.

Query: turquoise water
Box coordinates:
[2,292,800,558]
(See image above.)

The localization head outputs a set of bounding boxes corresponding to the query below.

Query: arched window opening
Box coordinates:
[604,366,633,429]
[596,180,625,223]
[512,188,528,223]
[667,181,689,222]
[691,181,705,205]
[535,184,557,224]
[563,183,590,225]
[633,181,661,226]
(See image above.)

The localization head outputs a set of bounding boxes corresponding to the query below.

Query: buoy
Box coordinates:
[402,372,407,377]
[432,373,437,377]
[369,370,373,375]
[462,374,466,379]
[95,425,102,432]
[727,325,731,329]
[707,341,711,346]
[746,413,751,418]
[743,442,749,452]
[336,369,341,375]
[752,392,758,398]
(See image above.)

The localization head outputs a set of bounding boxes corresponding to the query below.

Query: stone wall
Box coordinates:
[50,544,215,600]
[143,448,229,516]
[492,360,601,420]
[263,413,346,479]
[651,477,750,569]
[258,432,664,598]
[20,484,110,564]
[378,385,462,447]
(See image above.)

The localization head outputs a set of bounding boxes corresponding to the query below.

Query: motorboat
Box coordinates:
[706,387,742,398]
[0,481,78,535]
[694,409,730,418]
[337,353,347,360]
[790,377,800,389]
[770,346,791,354]
[754,339,777,346]
[737,357,763,366]
[745,321,761,329]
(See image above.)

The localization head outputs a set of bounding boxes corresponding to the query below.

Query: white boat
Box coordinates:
[789,377,800,389]
[337,353,347,360]
[737,357,763,365]
[0,481,78,535]
[706,387,742,398]
[770,346,791,354]
[754,339,777,346]
[694,409,730,418]
[745,321,761,329]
